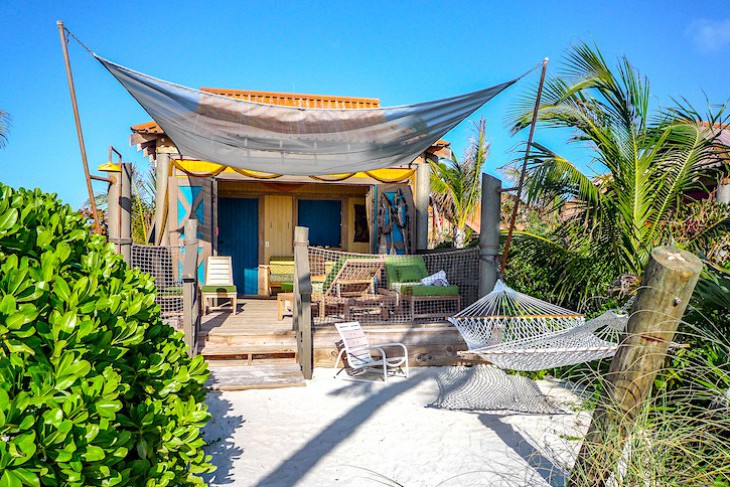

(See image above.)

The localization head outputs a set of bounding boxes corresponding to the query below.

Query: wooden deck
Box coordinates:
[197,298,475,369]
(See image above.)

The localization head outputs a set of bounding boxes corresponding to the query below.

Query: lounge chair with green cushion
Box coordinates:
[384,256,459,297]
[314,257,395,321]
[384,255,460,320]
[201,256,238,314]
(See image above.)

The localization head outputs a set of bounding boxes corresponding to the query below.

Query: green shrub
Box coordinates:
[0,185,214,486]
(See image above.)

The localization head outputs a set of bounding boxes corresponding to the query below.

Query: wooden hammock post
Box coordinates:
[479,173,501,296]
[57,20,101,235]
[569,246,702,487]
[501,57,549,274]
[294,226,313,379]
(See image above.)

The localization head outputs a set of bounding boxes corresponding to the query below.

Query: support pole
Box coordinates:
[293,226,313,379]
[479,174,502,296]
[569,246,702,486]
[119,162,133,265]
[415,157,431,251]
[501,57,549,274]
[102,167,121,253]
[155,153,170,245]
[181,219,200,356]
[56,20,101,234]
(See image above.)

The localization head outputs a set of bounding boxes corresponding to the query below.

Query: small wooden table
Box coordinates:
[277,292,294,321]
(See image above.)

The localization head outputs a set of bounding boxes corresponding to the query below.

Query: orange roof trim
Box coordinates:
[131,87,382,134]
[200,87,380,109]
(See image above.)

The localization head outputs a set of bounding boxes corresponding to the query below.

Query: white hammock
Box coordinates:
[449,280,628,371]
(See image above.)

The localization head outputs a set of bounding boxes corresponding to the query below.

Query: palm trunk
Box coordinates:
[454,228,466,249]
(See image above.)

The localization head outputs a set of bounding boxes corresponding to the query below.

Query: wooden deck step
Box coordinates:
[206,364,306,391]
[198,343,298,364]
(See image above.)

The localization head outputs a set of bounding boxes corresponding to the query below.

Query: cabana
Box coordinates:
[77,38,528,377]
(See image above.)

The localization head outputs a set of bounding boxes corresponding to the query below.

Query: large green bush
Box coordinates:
[0,185,213,486]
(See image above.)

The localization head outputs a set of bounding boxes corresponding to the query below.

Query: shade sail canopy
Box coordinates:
[97,55,520,175]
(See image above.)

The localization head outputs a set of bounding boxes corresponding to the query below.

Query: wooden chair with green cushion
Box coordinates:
[201,256,238,315]
[384,255,460,320]
[268,256,295,294]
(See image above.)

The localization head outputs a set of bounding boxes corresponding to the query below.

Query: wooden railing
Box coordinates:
[293,226,313,379]
[181,219,201,356]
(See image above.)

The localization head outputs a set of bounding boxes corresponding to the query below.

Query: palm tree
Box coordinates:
[508,43,729,277]
[430,118,489,248]
[0,110,10,148]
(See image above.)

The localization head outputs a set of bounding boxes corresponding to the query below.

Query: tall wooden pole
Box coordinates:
[154,153,170,245]
[500,57,549,274]
[479,174,502,296]
[415,156,431,251]
[57,21,101,234]
[182,219,200,356]
[119,162,133,265]
[569,246,703,486]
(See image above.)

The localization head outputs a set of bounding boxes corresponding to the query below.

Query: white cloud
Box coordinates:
[688,18,730,53]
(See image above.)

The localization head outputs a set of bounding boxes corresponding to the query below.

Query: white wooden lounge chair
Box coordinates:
[201,256,238,315]
[333,321,409,382]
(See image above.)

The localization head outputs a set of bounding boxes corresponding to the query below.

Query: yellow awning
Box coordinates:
[171,159,415,183]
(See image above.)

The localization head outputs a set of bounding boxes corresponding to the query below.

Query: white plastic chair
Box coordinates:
[334,321,409,382]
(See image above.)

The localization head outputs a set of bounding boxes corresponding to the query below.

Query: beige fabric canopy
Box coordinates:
[97,55,523,175]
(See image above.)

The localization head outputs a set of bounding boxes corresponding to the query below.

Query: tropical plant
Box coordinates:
[0,109,10,148]
[0,184,213,486]
[508,43,729,280]
[430,118,489,248]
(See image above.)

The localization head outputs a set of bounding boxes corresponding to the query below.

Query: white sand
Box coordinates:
[202,367,590,487]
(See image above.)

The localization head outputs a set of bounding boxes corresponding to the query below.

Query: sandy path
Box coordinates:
[202,367,589,487]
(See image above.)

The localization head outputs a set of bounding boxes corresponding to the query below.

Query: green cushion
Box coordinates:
[401,284,459,297]
[384,255,429,286]
[397,265,424,283]
[280,282,293,292]
[201,285,237,293]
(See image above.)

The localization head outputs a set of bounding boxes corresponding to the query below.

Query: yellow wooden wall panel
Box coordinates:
[263,195,294,262]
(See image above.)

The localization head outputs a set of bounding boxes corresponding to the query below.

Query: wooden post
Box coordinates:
[479,174,501,296]
[154,153,170,245]
[102,166,121,253]
[181,219,200,356]
[415,157,431,251]
[56,21,101,235]
[119,162,133,265]
[293,226,313,379]
[569,246,703,486]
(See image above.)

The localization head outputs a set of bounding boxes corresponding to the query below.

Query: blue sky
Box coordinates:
[1,1,729,208]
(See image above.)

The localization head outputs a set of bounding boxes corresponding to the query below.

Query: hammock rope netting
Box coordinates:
[449,280,629,371]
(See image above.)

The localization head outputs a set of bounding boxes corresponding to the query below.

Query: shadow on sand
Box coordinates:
[202,391,245,485]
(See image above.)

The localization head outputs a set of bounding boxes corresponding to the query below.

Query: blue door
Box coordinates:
[298,199,342,247]
[218,198,259,295]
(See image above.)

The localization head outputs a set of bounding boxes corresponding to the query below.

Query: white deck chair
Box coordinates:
[334,321,409,382]
[201,256,238,314]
